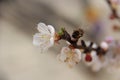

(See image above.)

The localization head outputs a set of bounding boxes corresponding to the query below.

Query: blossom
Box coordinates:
[81,41,109,72]
[82,50,108,72]
[57,47,81,67]
[105,40,120,72]
[33,22,55,53]
[81,41,97,66]
[82,50,97,67]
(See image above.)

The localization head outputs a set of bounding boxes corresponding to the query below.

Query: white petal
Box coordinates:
[33,33,44,46]
[33,33,49,46]
[91,62,102,72]
[48,25,55,36]
[74,49,81,60]
[37,22,46,32]
[59,54,67,62]
[85,41,91,47]
[33,39,40,46]
[100,41,108,50]
[90,51,98,65]
[43,39,53,49]
[37,22,50,34]
[73,54,80,62]
[92,43,98,48]
[61,47,70,53]
[66,41,71,45]
[50,37,54,46]
[91,51,97,57]
[58,47,69,61]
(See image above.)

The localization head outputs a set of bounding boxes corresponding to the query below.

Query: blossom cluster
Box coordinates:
[33,22,120,72]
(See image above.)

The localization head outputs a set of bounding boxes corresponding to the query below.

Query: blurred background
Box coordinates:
[0,0,120,80]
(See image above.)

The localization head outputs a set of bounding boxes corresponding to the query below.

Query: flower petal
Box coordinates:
[33,33,50,46]
[37,22,50,34]
[91,62,102,72]
[50,37,54,46]
[100,41,109,50]
[48,25,55,36]
[74,49,81,60]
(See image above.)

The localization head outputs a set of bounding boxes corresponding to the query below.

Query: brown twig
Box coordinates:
[58,28,108,56]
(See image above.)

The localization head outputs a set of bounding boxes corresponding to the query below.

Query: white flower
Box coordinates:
[81,41,98,66]
[82,50,97,67]
[82,50,108,72]
[57,47,81,67]
[105,41,120,72]
[33,22,55,53]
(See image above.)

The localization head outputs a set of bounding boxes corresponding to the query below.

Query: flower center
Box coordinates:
[41,35,50,39]
[85,54,92,62]
[65,50,75,62]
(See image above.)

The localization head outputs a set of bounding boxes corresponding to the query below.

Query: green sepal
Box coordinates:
[58,28,65,36]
